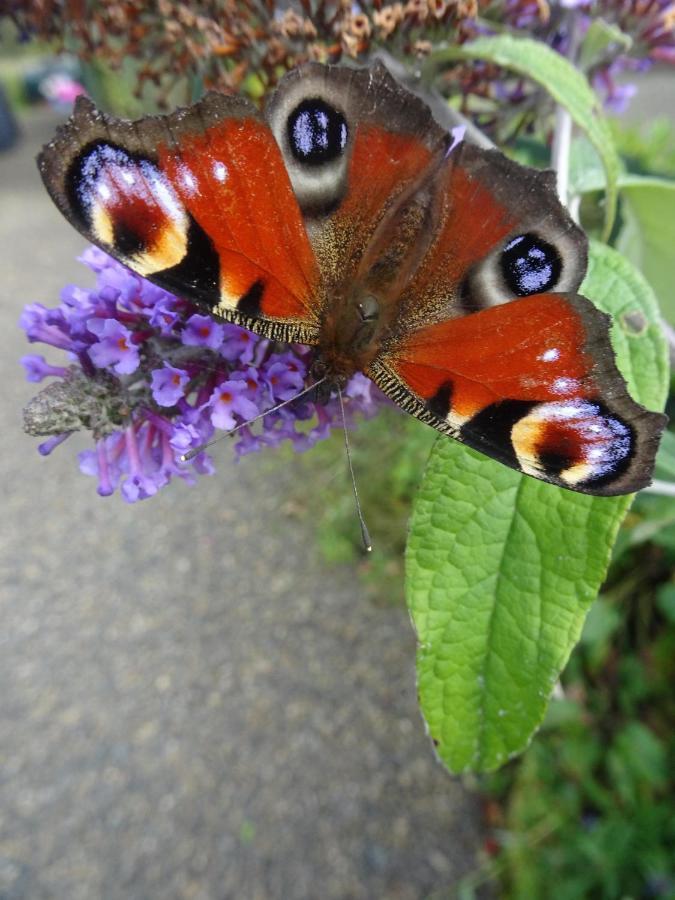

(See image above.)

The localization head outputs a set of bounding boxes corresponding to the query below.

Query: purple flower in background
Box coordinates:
[594,74,638,116]
[20,248,387,502]
[87,318,140,374]
[40,72,85,109]
[151,364,189,407]
[208,380,260,431]
[182,313,225,349]
[452,0,675,129]
[21,354,68,382]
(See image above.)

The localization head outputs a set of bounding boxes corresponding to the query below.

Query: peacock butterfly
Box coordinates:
[38,61,666,495]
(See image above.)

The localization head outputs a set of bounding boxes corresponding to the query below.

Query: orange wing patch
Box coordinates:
[158,119,320,321]
[316,124,436,283]
[404,160,518,301]
[392,293,591,420]
[373,291,667,494]
[343,125,434,222]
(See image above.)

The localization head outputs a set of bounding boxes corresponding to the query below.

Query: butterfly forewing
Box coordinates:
[266,63,450,293]
[38,93,321,345]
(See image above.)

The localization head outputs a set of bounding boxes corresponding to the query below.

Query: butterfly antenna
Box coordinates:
[180,376,328,462]
[337,385,373,554]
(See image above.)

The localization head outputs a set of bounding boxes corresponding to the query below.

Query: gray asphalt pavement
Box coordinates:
[0,109,483,900]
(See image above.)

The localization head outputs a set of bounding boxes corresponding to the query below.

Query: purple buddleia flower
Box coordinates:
[78,245,112,272]
[20,248,388,502]
[119,424,162,502]
[21,354,69,382]
[230,366,265,401]
[220,323,260,364]
[182,313,225,350]
[20,303,73,350]
[39,433,73,456]
[147,296,181,335]
[264,354,307,401]
[79,442,119,496]
[87,318,140,374]
[208,380,260,431]
[169,422,203,455]
[151,363,190,407]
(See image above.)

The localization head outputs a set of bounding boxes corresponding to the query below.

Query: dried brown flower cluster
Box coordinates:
[5,0,669,136]
[2,0,482,106]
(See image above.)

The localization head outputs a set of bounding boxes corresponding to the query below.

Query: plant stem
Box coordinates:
[551,103,573,206]
[551,9,578,210]
[642,478,675,498]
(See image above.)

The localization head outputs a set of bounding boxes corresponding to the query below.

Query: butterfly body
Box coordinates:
[315,214,434,383]
[38,61,666,495]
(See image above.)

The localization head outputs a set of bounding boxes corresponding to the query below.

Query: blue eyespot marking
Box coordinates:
[287,99,348,166]
[500,234,562,296]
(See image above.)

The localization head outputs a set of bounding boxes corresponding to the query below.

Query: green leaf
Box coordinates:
[654,429,675,482]
[569,135,607,198]
[584,240,668,411]
[567,149,675,321]
[427,34,620,238]
[406,244,668,773]
[577,18,632,72]
[615,175,675,322]
[656,583,675,623]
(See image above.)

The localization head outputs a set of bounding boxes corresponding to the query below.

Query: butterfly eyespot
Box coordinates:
[510,399,634,487]
[287,99,348,166]
[64,140,190,276]
[500,234,562,297]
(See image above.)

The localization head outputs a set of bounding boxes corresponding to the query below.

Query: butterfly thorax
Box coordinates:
[313,187,439,385]
[314,287,389,386]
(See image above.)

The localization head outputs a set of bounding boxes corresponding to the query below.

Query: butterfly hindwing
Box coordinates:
[38,92,321,344]
[370,290,665,495]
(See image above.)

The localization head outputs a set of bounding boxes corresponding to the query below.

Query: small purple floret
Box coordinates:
[264,354,306,401]
[208,380,260,431]
[151,363,189,407]
[87,318,140,374]
[21,354,69,382]
[182,313,225,350]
